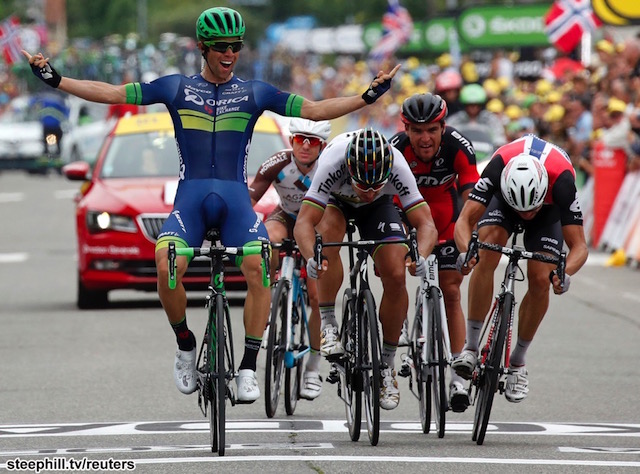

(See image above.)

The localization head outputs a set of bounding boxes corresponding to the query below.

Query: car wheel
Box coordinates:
[77,277,109,309]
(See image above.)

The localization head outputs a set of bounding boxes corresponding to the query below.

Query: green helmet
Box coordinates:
[196,7,245,41]
[460,84,487,105]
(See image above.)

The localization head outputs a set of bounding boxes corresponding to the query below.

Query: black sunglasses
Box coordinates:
[205,41,244,53]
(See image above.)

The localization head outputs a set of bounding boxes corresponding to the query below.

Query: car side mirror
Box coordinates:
[62,161,91,181]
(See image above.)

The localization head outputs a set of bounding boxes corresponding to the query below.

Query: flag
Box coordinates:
[545,0,602,54]
[0,15,22,65]
[368,0,413,62]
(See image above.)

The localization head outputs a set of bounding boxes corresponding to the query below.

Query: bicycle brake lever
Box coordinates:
[465,231,479,267]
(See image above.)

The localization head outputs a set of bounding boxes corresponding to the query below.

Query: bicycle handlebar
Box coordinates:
[168,240,271,290]
[465,230,567,286]
[313,233,413,266]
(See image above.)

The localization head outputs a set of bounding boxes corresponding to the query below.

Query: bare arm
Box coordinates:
[454,199,486,254]
[405,204,438,258]
[23,50,127,104]
[299,64,401,121]
[561,224,589,276]
[293,202,325,262]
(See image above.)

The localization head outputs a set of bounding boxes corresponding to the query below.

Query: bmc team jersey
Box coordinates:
[249,149,315,218]
[470,134,584,226]
[391,126,479,241]
[302,132,426,213]
[129,74,303,248]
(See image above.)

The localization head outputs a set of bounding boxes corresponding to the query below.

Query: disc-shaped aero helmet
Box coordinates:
[500,153,549,212]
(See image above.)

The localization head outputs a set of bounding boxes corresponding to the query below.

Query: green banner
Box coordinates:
[456,4,550,48]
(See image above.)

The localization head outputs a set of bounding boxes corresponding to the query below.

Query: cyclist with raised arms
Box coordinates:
[23,7,400,403]
[390,93,479,413]
[249,118,331,400]
[452,134,588,402]
[294,128,439,410]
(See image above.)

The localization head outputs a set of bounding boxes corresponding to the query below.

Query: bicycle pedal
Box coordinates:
[398,364,411,378]
[326,367,340,384]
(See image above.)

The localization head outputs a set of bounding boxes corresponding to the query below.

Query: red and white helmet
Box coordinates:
[500,153,548,211]
[435,70,463,92]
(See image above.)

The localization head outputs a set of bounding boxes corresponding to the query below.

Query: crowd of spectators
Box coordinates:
[3,29,640,189]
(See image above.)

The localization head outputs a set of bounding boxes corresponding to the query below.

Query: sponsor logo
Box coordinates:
[488,209,505,219]
[172,210,186,233]
[416,173,456,187]
[474,177,493,193]
[541,236,559,245]
[259,151,289,174]
[249,217,261,233]
[318,164,348,194]
[389,172,410,197]
[183,87,249,107]
[542,244,560,256]
[569,197,582,213]
[451,130,474,155]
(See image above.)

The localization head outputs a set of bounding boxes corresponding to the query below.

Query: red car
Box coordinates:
[64,112,285,309]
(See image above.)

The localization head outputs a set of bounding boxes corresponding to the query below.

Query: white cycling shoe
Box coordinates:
[236,369,260,403]
[174,348,197,394]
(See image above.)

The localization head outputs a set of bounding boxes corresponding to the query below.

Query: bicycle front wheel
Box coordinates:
[361,289,381,446]
[412,288,431,434]
[472,293,511,445]
[210,294,227,455]
[265,279,288,418]
[285,289,307,415]
[342,289,361,442]
[428,286,447,438]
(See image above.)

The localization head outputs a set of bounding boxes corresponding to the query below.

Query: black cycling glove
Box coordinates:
[30,62,62,88]
[362,76,392,104]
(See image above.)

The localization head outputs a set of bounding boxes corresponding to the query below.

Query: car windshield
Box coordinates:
[100,132,179,179]
[99,128,284,179]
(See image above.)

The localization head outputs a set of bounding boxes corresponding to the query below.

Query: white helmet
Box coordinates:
[500,153,549,212]
[289,118,331,141]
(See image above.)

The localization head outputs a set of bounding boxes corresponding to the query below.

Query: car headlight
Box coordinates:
[86,211,137,233]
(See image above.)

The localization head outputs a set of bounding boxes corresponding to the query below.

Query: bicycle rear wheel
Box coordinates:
[342,289,361,442]
[361,289,381,446]
[472,293,511,445]
[428,286,447,438]
[265,279,288,418]
[210,294,227,455]
[285,290,307,415]
[412,289,431,434]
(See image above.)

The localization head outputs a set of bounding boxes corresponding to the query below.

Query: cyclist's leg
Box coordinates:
[264,208,290,278]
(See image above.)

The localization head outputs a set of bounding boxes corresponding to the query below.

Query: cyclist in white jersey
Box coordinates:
[250,118,331,400]
[294,128,438,410]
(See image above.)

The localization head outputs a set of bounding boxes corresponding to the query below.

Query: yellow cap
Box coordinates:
[497,76,510,91]
[486,98,504,114]
[544,104,565,123]
[461,61,478,83]
[436,53,452,68]
[405,56,420,70]
[535,79,553,95]
[545,91,562,104]
[504,104,523,120]
[608,98,627,114]
[596,39,615,55]
[483,78,501,97]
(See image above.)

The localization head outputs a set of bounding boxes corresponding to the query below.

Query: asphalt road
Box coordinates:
[1,170,640,473]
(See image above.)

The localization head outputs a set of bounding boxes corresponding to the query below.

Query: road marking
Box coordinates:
[0,253,28,263]
[54,189,79,200]
[1,420,639,438]
[559,447,640,454]
[3,455,636,468]
[0,442,334,457]
[0,192,23,203]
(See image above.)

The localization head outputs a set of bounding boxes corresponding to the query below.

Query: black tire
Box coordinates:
[77,277,108,309]
[205,301,218,453]
[428,286,447,439]
[473,293,511,445]
[265,279,288,418]
[412,288,431,434]
[285,289,307,415]
[212,295,227,455]
[361,289,381,446]
[342,289,361,442]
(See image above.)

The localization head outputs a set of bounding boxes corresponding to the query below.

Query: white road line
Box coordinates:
[0,192,23,203]
[54,189,79,200]
[12,455,634,468]
[0,253,28,263]
[560,447,640,454]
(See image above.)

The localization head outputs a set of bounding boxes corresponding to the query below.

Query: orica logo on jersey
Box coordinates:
[184,87,249,108]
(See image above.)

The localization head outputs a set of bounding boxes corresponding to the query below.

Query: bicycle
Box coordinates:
[167,230,270,456]
[264,238,311,418]
[317,220,410,446]
[400,232,451,438]
[462,225,566,445]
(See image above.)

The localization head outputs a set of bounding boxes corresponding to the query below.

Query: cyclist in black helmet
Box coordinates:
[23,7,401,404]
[294,128,439,410]
[391,92,479,413]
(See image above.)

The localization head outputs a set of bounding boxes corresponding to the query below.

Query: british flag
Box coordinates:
[369,0,413,62]
[0,15,22,65]
[544,0,602,54]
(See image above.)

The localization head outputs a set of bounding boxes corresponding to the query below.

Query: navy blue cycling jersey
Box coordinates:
[126,74,303,181]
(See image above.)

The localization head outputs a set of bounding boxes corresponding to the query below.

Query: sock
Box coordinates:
[509,338,531,367]
[381,341,397,370]
[305,348,322,373]
[319,303,338,329]
[463,319,484,352]
[239,336,262,371]
[171,316,195,351]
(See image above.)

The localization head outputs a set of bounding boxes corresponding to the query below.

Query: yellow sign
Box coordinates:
[592,0,640,25]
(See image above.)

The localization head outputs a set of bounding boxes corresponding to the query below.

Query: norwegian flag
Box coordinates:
[544,0,602,54]
[0,15,22,65]
[369,0,413,62]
